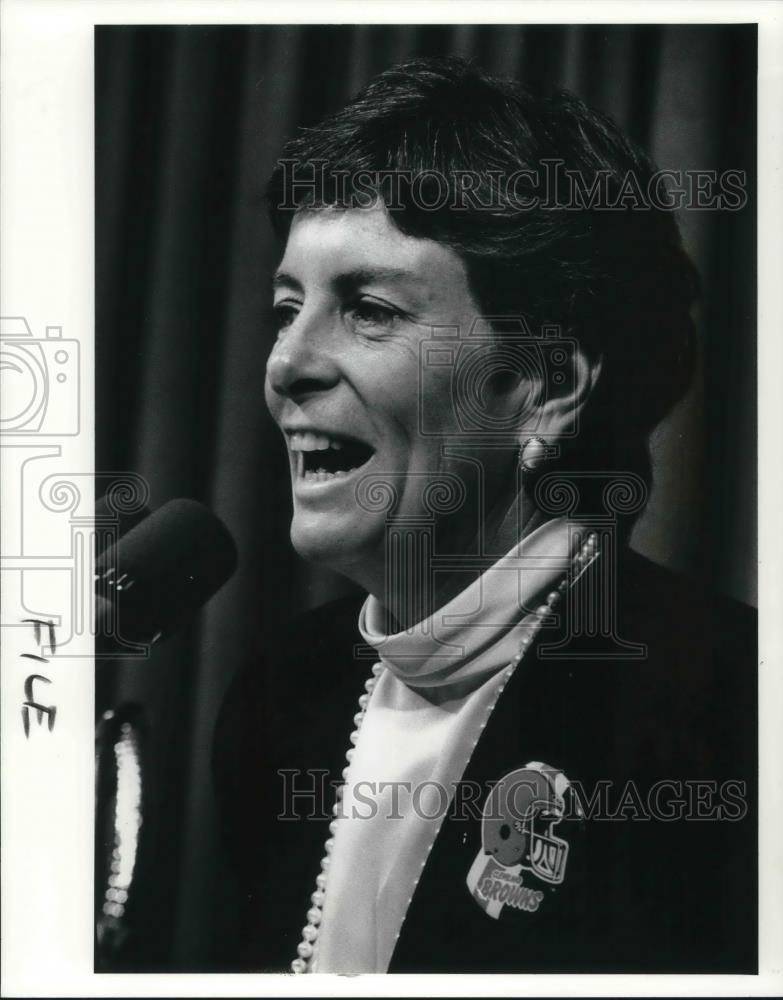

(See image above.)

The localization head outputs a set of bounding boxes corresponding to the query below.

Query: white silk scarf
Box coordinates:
[311,516,573,973]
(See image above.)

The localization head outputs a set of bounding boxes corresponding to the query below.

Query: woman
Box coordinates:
[213,57,755,974]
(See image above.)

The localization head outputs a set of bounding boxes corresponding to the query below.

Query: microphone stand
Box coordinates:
[94,701,147,971]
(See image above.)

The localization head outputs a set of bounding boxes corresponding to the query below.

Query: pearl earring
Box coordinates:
[518,436,549,471]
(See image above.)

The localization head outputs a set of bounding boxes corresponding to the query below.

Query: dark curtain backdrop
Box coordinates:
[95,24,756,970]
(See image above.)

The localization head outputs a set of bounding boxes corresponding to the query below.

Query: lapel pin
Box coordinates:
[466,761,582,919]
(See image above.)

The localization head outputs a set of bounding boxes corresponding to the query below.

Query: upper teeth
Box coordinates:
[289,432,344,452]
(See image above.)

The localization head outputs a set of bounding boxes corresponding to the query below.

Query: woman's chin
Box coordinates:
[290,514,375,576]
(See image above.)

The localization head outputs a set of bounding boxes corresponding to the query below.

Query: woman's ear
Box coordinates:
[482,338,602,450]
[520,345,603,445]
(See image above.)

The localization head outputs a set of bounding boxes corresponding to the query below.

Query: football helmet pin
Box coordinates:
[466,761,582,919]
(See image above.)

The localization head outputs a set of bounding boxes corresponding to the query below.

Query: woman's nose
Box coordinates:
[266,313,339,399]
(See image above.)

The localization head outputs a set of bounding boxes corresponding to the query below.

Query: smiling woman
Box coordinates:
[265,204,520,606]
[212,56,756,975]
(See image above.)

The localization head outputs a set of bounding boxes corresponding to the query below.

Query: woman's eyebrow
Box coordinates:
[271,270,303,293]
[333,267,425,296]
[272,265,426,302]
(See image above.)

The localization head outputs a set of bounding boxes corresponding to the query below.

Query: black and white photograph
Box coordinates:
[2,3,782,996]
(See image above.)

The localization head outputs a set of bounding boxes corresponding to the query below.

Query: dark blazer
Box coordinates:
[212,548,757,973]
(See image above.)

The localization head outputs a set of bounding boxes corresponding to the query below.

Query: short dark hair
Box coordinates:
[266,56,698,510]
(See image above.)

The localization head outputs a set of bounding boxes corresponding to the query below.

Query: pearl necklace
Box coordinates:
[291,532,599,973]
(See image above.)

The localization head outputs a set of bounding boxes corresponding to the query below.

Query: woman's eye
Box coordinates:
[272,303,299,332]
[348,300,400,329]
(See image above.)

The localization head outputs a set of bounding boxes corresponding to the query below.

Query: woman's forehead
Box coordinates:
[279,204,470,293]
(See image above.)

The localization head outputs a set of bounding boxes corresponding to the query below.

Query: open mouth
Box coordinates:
[289,431,375,483]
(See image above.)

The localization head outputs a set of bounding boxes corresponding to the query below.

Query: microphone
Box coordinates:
[94,492,152,557]
[95,498,238,653]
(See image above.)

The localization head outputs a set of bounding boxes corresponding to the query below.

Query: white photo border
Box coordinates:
[1,1,780,996]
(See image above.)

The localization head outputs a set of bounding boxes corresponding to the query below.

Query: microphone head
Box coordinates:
[96,498,238,649]
[94,492,152,556]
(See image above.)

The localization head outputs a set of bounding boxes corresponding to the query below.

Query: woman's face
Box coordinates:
[265,203,518,593]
